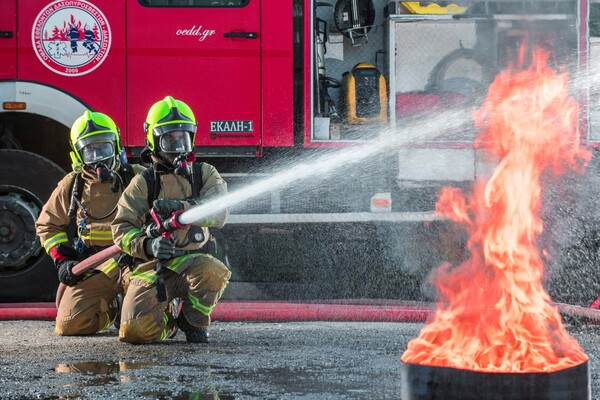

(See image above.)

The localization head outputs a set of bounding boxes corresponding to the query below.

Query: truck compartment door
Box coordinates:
[0,0,16,79]
[126,0,261,150]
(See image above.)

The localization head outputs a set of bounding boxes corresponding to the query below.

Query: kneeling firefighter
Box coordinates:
[35,111,145,335]
[112,96,231,344]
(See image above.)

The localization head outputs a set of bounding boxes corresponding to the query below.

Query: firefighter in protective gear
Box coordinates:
[35,111,145,336]
[112,96,230,344]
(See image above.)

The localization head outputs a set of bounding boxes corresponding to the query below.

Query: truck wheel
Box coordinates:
[0,149,66,302]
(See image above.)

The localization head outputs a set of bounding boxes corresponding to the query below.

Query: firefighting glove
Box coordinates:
[145,236,176,260]
[153,199,184,218]
[57,260,84,287]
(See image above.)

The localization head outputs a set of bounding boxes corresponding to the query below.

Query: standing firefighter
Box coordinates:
[112,96,230,344]
[36,111,144,335]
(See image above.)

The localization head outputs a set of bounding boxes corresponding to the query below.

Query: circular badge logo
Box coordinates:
[32,1,111,77]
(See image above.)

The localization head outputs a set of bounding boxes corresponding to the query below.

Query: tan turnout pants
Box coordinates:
[55,258,129,336]
[119,254,230,344]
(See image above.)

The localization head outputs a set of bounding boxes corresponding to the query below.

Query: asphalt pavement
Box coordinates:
[1,318,600,399]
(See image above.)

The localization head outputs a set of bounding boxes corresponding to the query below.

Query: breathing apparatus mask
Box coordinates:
[72,133,119,183]
[70,111,122,182]
[81,141,116,181]
[144,96,198,174]
[157,129,196,175]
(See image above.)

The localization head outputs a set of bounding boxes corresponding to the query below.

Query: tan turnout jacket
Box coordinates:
[36,163,146,254]
[111,162,228,261]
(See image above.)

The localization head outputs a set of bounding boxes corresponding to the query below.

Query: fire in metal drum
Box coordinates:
[400,361,590,400]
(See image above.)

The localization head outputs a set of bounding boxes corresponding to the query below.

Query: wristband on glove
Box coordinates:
[49,244,79,263]
[49,246,66,261]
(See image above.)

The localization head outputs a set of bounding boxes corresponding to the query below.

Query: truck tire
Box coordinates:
[0,149,66,302]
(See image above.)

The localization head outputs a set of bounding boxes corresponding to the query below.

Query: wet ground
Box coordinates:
[1,319,600,399]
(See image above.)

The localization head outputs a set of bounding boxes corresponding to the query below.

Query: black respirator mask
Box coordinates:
[173,152,197,176]
[93,161,114,182]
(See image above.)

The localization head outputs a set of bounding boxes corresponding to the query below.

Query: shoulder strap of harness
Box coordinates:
[118,162,135,188]
[67,173,85,218]
[142,163,204,208]
[190,162,204,200]
[68,163,136,218]
[141,166,160,208]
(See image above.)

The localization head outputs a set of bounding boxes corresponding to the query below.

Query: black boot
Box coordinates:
[176,313,209,343]
[108,293,123,331]
[164,298,180,339]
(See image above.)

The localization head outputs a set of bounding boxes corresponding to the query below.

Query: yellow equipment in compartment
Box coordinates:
[342,62,387,124]
[401,2,467,14]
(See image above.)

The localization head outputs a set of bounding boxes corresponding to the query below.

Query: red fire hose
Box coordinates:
[55,245,121,308]
[1,300,598,323]
[0,300,432,322]
[0,303,57,320]
[212,301,432,322]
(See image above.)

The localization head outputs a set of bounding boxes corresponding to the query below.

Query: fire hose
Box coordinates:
[5,299,600,323]
[33,207,600,323]
[55,244,121,308]
[55,206,191,308]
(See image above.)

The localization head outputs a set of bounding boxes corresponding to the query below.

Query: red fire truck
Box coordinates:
[1,0,600,303]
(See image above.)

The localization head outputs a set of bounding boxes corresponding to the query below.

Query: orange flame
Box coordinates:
[401,49,591,373]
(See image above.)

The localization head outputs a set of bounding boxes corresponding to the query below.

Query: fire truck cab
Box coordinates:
[1,0,599,302]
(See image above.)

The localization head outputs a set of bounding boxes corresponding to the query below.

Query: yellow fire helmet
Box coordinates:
[69,110,122,172]
[144,96,197,154]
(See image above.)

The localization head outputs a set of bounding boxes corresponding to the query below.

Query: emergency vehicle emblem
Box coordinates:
[32,0,111,77]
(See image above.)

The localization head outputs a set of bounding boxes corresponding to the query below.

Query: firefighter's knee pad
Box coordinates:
[188,257,231,292]
[119,314,162,344]
[55,311,103,336]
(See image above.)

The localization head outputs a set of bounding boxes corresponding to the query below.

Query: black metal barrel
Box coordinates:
[401,361,590,400]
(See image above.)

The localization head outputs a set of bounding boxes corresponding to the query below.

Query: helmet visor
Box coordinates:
[159,130,192,154]
[81,142,115,165]
[74,132,117,151]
